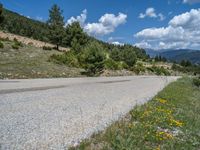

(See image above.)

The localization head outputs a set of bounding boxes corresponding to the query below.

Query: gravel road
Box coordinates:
[0,76,179,149]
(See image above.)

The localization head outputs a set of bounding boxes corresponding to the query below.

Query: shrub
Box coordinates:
[81,42,106,76]
[105,58,120,70]
[132,62,146,74]
[13,38,23,47]
[147,66,170,76]
[193,77,200,87]
[110,48,121,62]
[50,51,79,67]
[12,44,19,49]
[43,46,52,50]
[0,37,9,41]
[0,41,4,48]
[121,49,137,67]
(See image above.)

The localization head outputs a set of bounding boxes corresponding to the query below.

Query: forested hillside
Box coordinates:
[0,8,50,42]
[0,5,147,59]
[0,4,156,77]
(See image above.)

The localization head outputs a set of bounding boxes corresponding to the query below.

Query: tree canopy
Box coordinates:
[47,4,65,50]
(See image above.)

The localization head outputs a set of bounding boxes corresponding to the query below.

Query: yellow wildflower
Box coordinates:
[157,98,167,104]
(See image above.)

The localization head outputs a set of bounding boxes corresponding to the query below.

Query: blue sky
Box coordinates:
[1,0,200,50]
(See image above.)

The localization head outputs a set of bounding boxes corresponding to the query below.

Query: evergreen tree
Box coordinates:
[110,48,121,61]
[81,42,106,75]
[47,4,65,50]
[65,22,88,53]
[121,48,137,67]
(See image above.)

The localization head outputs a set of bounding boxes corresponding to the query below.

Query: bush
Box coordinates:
[193,77,200,87]
[12,44,19,49]
[132,62,146,74]
[110,48,121,62]
[121,49,137,67]
[0,37,9,41]
[50,51,79,67]
[13,38,23,47]
[81,42,106,76]
[105,59,120,70]
[147,66,170,76]
[43,46,52,50]
[0,41,4,48]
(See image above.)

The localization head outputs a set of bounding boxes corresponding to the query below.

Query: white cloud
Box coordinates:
[66,9,87,26]
[139,7,165,21]
[108,37,124,42]
[66,10,127,36]
[135,41,153,49]
[84,13,127,36]
[135,8,200,50]
[111,41,124,46]
[183,0,200,4]
[158,13,165,21]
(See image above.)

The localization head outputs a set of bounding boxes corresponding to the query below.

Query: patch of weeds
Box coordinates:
[43,46,52,50]
[193,77,200,87]
[0,41,4,48]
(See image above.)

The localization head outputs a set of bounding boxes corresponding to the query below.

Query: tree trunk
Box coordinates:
[56,44,59,50]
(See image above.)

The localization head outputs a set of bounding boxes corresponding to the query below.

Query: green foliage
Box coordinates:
[148,66,170,76]
[43,46,52,50]
[155,55,167,62]
[132,62,146,74]
[0,41,4,48]
[105,58,121,70]
[121,48,137,67]
[172,63,200,75]
[47,4,65,50]
[81,42,106,76]
[193,77,200,87]
[64,22,88,52]
[13,38,23,47]
[12,44,19,49]
[0,8,50,42]
[180,60,192,67]
[110,48,121,61]
[50,51,79,67]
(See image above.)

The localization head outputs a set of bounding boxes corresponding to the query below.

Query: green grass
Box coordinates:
[0,40,83,79]
[71,77,200,150]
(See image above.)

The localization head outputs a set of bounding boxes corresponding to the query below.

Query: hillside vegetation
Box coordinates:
[1,4,167,77]
[1,4,198,77]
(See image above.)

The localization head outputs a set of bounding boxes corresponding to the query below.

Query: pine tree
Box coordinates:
[64,22,88,53]
[47,4,65,50]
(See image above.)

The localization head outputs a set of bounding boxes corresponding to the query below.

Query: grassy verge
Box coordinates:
[71,77,200,150]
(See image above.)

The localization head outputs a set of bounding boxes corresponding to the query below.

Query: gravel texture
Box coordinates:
[0,76,179,149]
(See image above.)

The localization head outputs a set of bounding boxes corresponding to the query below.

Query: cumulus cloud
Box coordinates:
[66,9,87,26]
[183,0,200,4]
[111,41,124,46]
[85,13,127,36]
[66,10,127,36]
[135,9,200,49]
[139,7,165,21]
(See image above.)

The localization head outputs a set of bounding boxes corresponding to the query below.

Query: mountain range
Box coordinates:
[145,49,200,65]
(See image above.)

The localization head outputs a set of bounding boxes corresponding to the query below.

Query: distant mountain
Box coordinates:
[145,49,200,64]
[145,49,160,57]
